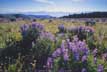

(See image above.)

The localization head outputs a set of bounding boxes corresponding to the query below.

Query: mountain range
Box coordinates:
[0,12,107,19]
[22,11,70,17]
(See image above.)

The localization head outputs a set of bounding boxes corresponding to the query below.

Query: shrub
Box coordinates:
[33,38,53,69]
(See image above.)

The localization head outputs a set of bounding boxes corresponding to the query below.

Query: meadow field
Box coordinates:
[0,19,107,47]
[0,18,107,72]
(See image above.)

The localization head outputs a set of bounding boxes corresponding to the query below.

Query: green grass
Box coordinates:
[0,19,107,48]
[0,19,107,71]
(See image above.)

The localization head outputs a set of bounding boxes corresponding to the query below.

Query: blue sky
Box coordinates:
[0,0,107,13]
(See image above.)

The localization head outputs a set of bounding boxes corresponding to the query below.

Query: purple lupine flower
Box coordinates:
[68,42,73,50]
[86,29,90,33]
[47,32,55,41]
[82,47,89,56]
[31,23,37,28]
[66,36,89,62]
[66,38,70,43]
[56,48,62,55]
[93,48,98,57]
[52,48,61,58]
[67,26,94,35]
[61,40,69,61]
[97,64,104,72]
[73,35,79,42]
[81,68,87,72]
[58,24,65,30]
[86,26,94,33]
[20,24,29,36]
[31,23,44,31]
[77,26,94,33]
[46,34,90,69]
[104,53,107,60]
[102,53,107,61]
[78,26,83,31]
[63,53,69,61]
[81,55,87,63]
[39,31,55,41]
[71,44,78,53]
[76,40,89,56]
[78,40,86,48]
[61,40,66,53]
[78,41,85,50]
[39,31,45,38]
[20,24,29,32]
[21,24,29,31]
[74,52,80,61]
[37,23,44,30]
[79,41,89,55]
[52,50,58,58]
[94,57,97,64]
[63,48,69,61]
[47,57,54,69]
[66,38,70,48]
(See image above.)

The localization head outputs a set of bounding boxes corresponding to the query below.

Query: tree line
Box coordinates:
[61,12,107,18]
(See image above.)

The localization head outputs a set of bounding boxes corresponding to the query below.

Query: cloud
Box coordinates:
[71,0,85,2]
[38,5,98,13]
[34,0,55,5]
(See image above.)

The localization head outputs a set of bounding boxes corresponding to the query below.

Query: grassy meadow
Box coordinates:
[0,19,107,48]
[0,19,107,72]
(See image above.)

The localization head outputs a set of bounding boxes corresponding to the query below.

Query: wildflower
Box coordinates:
[52,48,61,58]
[47,57,54,69]
[97,64,104,72]
[31,23,44,31]
[66,38,70,47]
[86,26,94,33]
[73,35,79,42]
[81,55,87,63]
[68,42,73,50]
[82,47,89,56]
[58,24,65,32]
[20,24,29,32]
[102,53,107,61]
[40,31,55,41]
[92,48,98,57]
[63,49,69,61]
[94,57,97,64]
[20,24,29,36]
[81,68,87,72]
[61,40,66,53]
[74,52,80,61]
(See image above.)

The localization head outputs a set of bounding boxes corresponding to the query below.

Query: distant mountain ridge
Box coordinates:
[61,12,107,18]
[0,14,53,19]
[0,12,107,20]
[23,11,70,17]
[0,11,69,17]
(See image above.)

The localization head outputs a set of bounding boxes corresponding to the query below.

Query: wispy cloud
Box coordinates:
[33,0,55,5]
[71,0,85,2]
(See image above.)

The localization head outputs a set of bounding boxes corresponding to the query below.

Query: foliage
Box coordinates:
[0,20,107,72]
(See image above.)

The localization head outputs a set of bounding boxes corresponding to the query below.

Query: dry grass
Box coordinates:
[0,19,107,47]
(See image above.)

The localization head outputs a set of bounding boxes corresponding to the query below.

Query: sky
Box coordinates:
[0,0,107,13]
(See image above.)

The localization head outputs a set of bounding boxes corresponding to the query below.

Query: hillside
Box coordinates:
[0,14,53,19]
[61,12,107,18]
